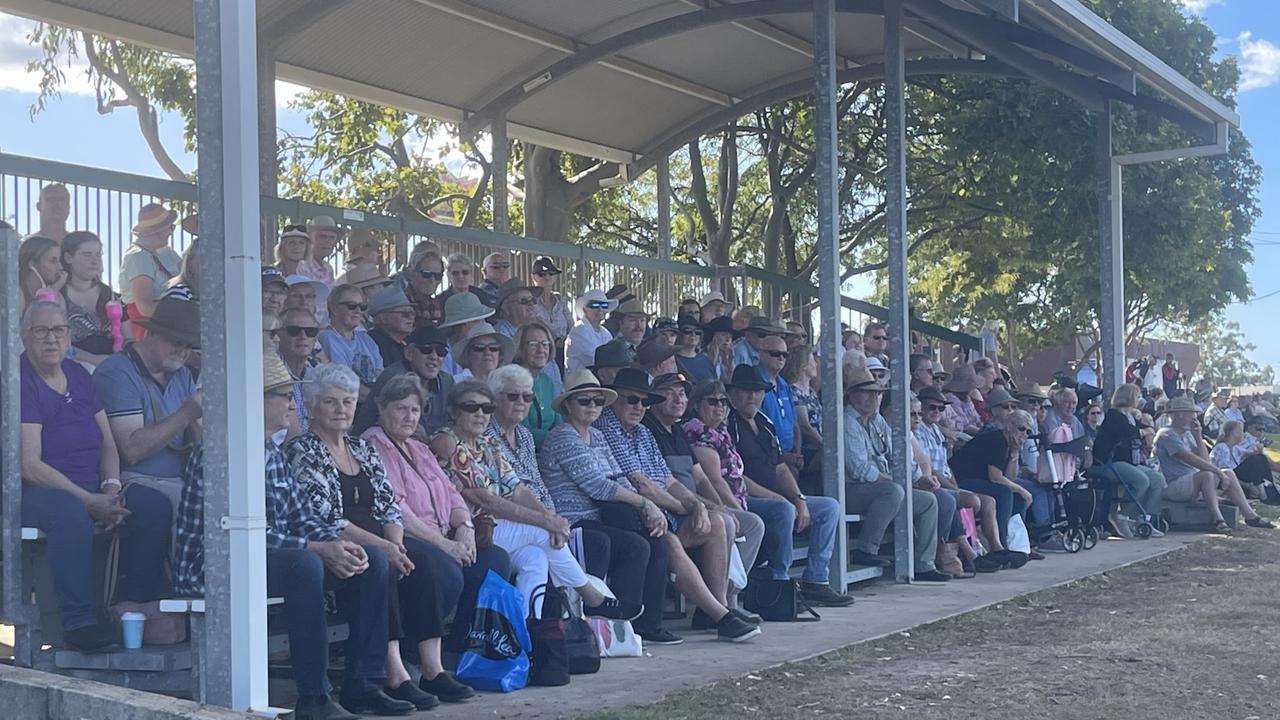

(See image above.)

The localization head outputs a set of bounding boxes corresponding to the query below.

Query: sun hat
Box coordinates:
[1215,388,1232,398]
[405,325,451,349]
[633,337,678,371]
[284,273,329,302]
[744,316,788,336]
[1163,396,1200,414]
[932,369,951,382]
[615,299,651,318]
[307,215,343,232]
[607,367,666,406]
[606,284,634,304]
[676,314,702,330]
[1016,383,1049,401]
[439,291,495,328]
[700,291,731,309]
[345,228,381,264]
[451,322,514,369]
[576,289,618,313]
[494,278,543,309]
[916,386,951,406]
[279,226,309,242]
[135,297,201,348]
[180,214,199,236]
[132,203,178,235]
[702,315,739,339]
[652,372,693,394]
[843,365,887,393]
[553,370,618,414]
[532,256,561,275]
[367,286,413,316]
[589,340,635,371]
[264,352,300,393]
[943,364,979,394]
[261,266,289,290]
[985,387,1017,408]
[725,364,774,392]
[262,312,283,333]
[865,356,888,374]
[335,263,389,290]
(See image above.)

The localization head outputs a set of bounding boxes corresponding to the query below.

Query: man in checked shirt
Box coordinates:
[172,353,411,720]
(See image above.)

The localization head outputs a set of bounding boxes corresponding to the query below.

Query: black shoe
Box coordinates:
[64,623,117,653]
[583,596,644,622]
[913,569,952,582]
[339,684,415,716]
[294,696,358,720]
[419,671,475,703]
[716,612,761,642]
[997,550,1030,569]
[800,581,855,607]
[637,628,684,645]
[690,608,717,631]
[385,680,439,711]
[1262,483,1280,506]
[1246,516,1276,529]
[850,549,892,568]
[972,555,1003,573]
[729,607,763,625]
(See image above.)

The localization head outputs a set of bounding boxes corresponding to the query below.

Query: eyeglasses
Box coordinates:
[284,326,320,338]
[766,350,789,360]
[456,401,496,415]
[29,324,70,340]
[414,343,449,357]
[338,301,368,312]
[910,411,921,418]
[524,340,552,351]
[470,343,502,354]
[586,301,611,310]
[623,394,657,407]
[574,396,608,407]
[416,270,443,281]
[703,397,729,407]
[504,392,535,403]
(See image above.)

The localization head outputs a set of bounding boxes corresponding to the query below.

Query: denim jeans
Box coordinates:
[957,476,1026,547]
[1014,479,1054,528]
[746,495,838,584]
[22,483,171,631]
[266,545,390,697]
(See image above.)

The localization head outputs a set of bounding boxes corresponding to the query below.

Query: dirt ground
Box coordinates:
[584,517,1280,720]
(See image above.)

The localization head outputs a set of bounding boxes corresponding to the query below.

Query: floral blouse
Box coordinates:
[283,432,403,530]
[793,386,822,434]
[682,417,748,510]
[433,427,522,501]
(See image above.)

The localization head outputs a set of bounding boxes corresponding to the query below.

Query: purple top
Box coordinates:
[21,355,103,492]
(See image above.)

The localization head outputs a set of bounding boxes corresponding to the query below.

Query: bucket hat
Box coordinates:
[439,291,495,328]
[135,297,201,347]
[451,322,513,369]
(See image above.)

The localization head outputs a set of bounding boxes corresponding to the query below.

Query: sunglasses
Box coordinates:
[470,343,502,354]
[282,223,307,233]
[414,343,449,357]
[487,262,511,270]
[515,297,537,306]
[623,394,657,407]
[1015,426,1031,433]
[586,301,611,310]
[457,401,496,415]
[339,301,368,312]
[284,326,320,338]
[574,396,608,408]
[504,392,536,403]
[416,269,443,281]
[766,350,789,360]
[925,404,946,412]
[910,411,922,418]
[703,397,729,407]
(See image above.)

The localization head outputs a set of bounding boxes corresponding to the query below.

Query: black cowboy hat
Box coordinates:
[633,337,678,371]
[608,367,666,405]
[725,363,773,392]
[589,340,635,371]
[701,315,739,339]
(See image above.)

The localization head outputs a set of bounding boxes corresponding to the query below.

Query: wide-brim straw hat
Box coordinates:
[439,291,495,328]
[451,322,514,369]
[700,291,731,309]
[132,203,178,235]
[135,297,201,347]
[843,365,887,394]
[335,263,389,290]
[1016,383,1049,401]
[264,352,300,393]
[554,370,618,414]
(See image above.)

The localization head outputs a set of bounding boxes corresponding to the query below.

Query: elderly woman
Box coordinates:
[438,252,490,306]
[19,301,170,652]
[318,283,384,393]
[450,321,512,385]
[513,320,561,445]
[59,231,121,366]
[284,363,448,712]
[401,243,445,328]
[1092,383,1167,537]
[1211,420,1278,501]
[949,409,1035,567]
[565,290,616,373]
[429,380,641,620]
[362,374,508,704]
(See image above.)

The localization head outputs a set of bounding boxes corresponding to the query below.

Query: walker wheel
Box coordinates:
[1083,527,1099,550]
[1135,522,1153,539]
[1156,516,1170,534]
[1065,528,1084,553]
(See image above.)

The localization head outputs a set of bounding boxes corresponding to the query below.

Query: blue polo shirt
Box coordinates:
[93,346,198,478]
[760,367,796,453]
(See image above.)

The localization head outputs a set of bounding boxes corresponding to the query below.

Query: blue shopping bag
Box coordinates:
[455,570,532,693]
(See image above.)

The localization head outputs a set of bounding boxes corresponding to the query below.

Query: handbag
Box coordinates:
[742,567,820,622]
[526,583,570,687]
[455,570,532,693]
[564,615,600,675]
[598,500,647,535]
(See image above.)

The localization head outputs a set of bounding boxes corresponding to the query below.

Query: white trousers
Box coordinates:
[493,519,588,613]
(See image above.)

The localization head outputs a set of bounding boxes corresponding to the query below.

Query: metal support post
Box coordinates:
[492,115,509,234]
[884,0,915,582]
[1096,101,1124,399]
[812,0,848,591]
[194,0,271,711]
[256,43,279,258]
[0,229,22,622]
[657,156,673,312]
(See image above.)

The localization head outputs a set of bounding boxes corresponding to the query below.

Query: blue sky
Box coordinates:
[0,3,1276,367]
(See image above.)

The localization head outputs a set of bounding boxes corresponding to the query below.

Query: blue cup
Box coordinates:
[120,612,146,650]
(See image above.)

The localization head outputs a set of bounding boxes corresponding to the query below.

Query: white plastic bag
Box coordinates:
[1006,514,1031,554]
[568,575,643,658]
[728,543,748,593]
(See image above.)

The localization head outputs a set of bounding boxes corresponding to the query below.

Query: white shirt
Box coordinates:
[566,321,612,373]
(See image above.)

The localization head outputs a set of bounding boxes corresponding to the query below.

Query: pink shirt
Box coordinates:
[296,258,336,288]
[362,427,466,534]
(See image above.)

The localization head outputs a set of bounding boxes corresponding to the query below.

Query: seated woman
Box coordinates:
[429,380,641,621]
[949,409,1035,568]
[512,321,561,445]
[284,363,460,712]
[1092,383,1167,536]
[60,231,124,367]
[1211,420,1280,504]
[362,373,512,704]
[19,301,170,652]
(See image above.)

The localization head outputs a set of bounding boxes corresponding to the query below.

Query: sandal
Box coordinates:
[1213,519,1233,534]
[1246,516,1275,529]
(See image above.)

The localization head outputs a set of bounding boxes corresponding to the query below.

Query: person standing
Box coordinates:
[120,203,182,339]
[35,183,71,245]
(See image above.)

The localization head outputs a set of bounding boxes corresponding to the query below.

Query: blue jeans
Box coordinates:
[933,488,960,542]
[266,545,390,697]
[21,483,171,631]
[746,495,838,584]
[1014,480,1053,528]
[957,477,1026,547]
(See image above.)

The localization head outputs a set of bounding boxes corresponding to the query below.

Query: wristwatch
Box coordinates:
[791,493,807,502]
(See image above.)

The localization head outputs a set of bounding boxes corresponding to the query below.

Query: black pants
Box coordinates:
[444,545,511,653]
[1234,454,1274,486]
[573,520,667,634]
[390,537,465,645]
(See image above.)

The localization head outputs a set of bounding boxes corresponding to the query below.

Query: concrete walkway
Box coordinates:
[432,536,1190,719]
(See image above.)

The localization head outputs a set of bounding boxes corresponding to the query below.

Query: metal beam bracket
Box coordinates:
[219,515,269,531]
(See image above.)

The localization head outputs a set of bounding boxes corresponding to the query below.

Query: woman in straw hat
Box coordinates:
[120,203,181,338]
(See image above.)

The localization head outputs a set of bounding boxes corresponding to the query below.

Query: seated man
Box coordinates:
[173,354,409,720]
[757,335,801,473]
[353,325,454,437]
[725,365,854,607]
[842,366,949,581]
[365,286,416,368]
[92,296,203,513]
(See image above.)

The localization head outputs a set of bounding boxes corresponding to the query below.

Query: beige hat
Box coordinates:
[264,352,299,393]
[1163,396,1199,414]
[553,370,619,414]
[843,365,887,394]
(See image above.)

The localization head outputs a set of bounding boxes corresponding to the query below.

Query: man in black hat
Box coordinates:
[724,364,853,607]
[93,296,203,510]
[634,336,678,376]
[353,325,455,437]
[589,339,633,386]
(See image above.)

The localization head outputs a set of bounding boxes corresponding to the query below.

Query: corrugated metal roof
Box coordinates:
[1,0,1239,166]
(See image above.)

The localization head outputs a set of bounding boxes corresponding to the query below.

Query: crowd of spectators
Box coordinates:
[12,195,1277,719]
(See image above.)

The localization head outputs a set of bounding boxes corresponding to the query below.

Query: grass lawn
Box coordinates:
[583,511,1280,720]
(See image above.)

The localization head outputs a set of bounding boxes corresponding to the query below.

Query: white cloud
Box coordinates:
[1238,32,1280,92]
[0,13,94,96]
[275,79,308,107]
[1174,0,1222,13]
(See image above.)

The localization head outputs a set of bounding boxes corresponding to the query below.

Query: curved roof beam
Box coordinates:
[460,0,882,138]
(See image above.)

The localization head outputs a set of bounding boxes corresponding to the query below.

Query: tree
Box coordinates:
[1174,313,1275,386]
